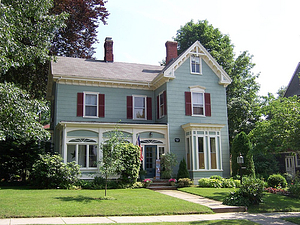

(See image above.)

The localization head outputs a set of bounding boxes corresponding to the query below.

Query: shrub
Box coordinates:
[177,178,192,187]
[223,177,265,207]
[267,174,287,188]
[132,182,143,188]
[210,175,222,180]
[198,177,240,188]
[198,178,211,187]
[177,158,190,179]
[161,153,177,179]
[288,182,300,198]
[31,154,80,189]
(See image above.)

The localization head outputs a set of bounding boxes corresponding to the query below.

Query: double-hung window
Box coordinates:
[192,92,204,115]
[85,93,98,117]
[191,55,201,74]
[134,96,146,119]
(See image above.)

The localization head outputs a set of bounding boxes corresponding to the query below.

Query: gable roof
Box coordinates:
[157,41,232,87]
[284,62,300,97]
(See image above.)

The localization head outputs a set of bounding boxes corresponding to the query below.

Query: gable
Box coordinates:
[160,41,232,87]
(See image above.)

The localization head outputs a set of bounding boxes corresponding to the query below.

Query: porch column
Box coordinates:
[62,124,67,163]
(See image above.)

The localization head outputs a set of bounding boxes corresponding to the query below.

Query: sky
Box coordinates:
[94,0,300,96]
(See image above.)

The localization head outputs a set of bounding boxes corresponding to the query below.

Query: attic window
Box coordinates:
[191,55,202,74]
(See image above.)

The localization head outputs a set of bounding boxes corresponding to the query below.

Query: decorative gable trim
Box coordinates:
[162,41,232,87]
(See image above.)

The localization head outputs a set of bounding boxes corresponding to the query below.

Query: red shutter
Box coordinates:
[147,97,152,120]
[77,93,84,117]
[157,95,159,119]
[163,91,167,116]
[185,92,192,116]
[99,94,105,118]
[127,96,133,119]
[205,93,211,117]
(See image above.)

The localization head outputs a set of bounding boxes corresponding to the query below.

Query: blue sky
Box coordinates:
[94,0,300,96]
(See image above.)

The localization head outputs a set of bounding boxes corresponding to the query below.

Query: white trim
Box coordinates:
[132,95,147,120]
[190,55,202,75]
[83,92,99,118]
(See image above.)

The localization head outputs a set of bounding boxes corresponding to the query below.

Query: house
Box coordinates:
[46,37,232,181]
[282,62,300,176]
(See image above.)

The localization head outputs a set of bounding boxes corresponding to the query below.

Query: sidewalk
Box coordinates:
[1,212,300,225]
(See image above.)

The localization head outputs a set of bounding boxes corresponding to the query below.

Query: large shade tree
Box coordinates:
[0,83,50,181]
[174,20,260,143]
[249,95,300,154]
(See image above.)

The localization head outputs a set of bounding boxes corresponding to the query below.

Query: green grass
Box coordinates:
[282,217,300,224]
[179,187,300,213]
[0,187,212,218]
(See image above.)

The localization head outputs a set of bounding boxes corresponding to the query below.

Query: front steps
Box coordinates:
[147,179,177,190]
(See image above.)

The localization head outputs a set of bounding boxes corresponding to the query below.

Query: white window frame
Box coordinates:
[67,143,98,170]
[190,86,206,117]
[83,92,98,118]
[159,91,165,118]
[133,95,147,120]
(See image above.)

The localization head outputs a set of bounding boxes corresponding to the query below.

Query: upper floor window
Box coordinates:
[185,86,211,117]
[157,91,167,119]
[77,92,105,118]
[85,93,98,117]
[192,92,204,115]
[127,95,152,120]
[134,96,146,119]
[191,55,201,74]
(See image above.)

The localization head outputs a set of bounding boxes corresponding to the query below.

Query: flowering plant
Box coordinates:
[169,178,176,183]
[143,179,152,184]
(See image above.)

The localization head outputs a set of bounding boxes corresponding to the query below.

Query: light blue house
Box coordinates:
[47,37,232,180]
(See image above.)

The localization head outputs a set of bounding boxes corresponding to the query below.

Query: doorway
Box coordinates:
[145,145,157,178]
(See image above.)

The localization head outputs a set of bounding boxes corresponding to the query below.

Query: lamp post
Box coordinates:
[237,154,244,184]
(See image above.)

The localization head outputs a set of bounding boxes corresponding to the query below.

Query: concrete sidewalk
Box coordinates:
[0,212,300,225]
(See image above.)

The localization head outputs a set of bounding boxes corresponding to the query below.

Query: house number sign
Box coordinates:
[175,138,180,142]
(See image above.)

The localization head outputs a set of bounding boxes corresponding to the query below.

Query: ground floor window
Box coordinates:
[67,144,97,168]
[184,129,222,171]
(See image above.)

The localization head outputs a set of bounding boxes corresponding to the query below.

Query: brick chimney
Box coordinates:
[165,41,178,65]
[104,37,114,62]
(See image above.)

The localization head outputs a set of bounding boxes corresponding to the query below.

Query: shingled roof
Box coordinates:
[51,56,164,83]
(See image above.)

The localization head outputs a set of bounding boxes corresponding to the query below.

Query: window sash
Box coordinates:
[133,96,146,119]
[191,56,201,73]
[192,93,204,115]
[85,93,98,117]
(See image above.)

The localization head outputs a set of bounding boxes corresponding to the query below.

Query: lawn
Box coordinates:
[0,187,212,218]
[179,187,300,213]
[283,217,300,224]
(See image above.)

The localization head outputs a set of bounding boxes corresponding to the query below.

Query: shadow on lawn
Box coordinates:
[55,195,98,203]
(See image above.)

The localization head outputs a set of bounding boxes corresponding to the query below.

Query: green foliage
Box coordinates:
[31,154,80,189]
[0,0,67,74]
[253,152,279,180]
[174,20,260,144]
[288,181,300,198]
[198,177,241,188]
[118,143,141,184]
[250,96,300,153]
[267,174,287,188]
[223,177,265,207]
[0,82,50,142]
[177,158,190,180]
[160,153,177,179]
[177,178,192,188]
[231,132,255,177]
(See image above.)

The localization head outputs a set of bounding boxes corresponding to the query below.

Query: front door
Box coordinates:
[145,145,157,178]
[285,156,295,176]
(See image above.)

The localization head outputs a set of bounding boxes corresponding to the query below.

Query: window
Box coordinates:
[191,56,201,74]
[85,94,97,117]
[185,91,211,116]
[77,92,105,118]
[198,137,205,169]
[67,144,97,169]
[157,91,167,119]
[210,137,217,169]
[127,96,152,120]
[134,96,146,119]
[192,92,204,115]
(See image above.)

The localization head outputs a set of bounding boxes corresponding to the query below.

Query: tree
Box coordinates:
[249,95,300,154]
[0,0,67,75]
[0,82,50,181]
[50,0,109,58]
[174,20,260,143]
[177,158,190,180]
[231,132,255,177]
